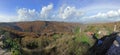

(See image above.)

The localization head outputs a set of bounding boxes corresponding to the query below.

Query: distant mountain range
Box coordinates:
[0,21,81,36]
[0,21,120,37]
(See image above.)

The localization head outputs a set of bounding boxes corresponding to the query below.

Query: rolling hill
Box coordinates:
[0,21,120,55]
[0,21,82,37]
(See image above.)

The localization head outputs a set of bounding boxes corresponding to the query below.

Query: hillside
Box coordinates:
[1,21,120,34]
[0,21,81,34]
[0,21,120,55]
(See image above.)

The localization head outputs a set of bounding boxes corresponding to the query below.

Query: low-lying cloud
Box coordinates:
[86,9,120,18]
[82,9,120,23]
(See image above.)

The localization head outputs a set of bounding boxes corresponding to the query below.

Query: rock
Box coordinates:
[107,45,120,55]
[0,41,3,46]
[0,48,11,55]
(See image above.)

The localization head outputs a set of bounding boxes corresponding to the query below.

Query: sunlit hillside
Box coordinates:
[0,21,120,55]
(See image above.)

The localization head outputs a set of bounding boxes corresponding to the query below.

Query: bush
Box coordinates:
[0,29,6,34]
[67,39,90,55]
[2,32,21,55]
[26,41,38,49]
[53,34,59,40]
[74,27,81,35]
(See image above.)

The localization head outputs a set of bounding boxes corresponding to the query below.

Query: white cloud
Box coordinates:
[16,4,53,21]
[0,15,16,22]
[17,8,39,21]
[81,9,120,23]
[1,3,120,23]
[57,6,83,19]
[16,4,83,22]
[86,9,120,19]
[40,4,53,18]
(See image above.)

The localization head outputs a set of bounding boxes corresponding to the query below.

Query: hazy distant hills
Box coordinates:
[0,21,120,35]
[0,21,81,34]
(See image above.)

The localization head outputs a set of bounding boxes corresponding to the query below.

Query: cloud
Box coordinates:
[57,6,83,19]
[81,9,120,23]
[1,3,120,23]
[40,4,53,18]
[17,4,53,21]
[0,15,16,22]
[0,15,10,22]
[17,8,39,21]
[86,9,120,18]
[16,4,83,22]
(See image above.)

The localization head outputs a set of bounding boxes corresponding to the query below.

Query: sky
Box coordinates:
[0,0,120,23]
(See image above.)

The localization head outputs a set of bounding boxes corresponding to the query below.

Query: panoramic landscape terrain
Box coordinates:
[0,21,120,55]
[1,0,120,55]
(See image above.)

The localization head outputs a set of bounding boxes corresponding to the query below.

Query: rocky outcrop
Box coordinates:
[0,48,11,55]
[106,34,120,55]
[0,35,11,55]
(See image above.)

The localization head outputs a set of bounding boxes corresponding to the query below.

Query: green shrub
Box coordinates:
[0,29,6,34]
[74,27,81,35]
[26,41,38,49]
[53,34,59,40]
[2,32,21,55]
[12,50,20,55]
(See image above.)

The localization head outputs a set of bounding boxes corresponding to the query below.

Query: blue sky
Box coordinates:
[0,0,120,23]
